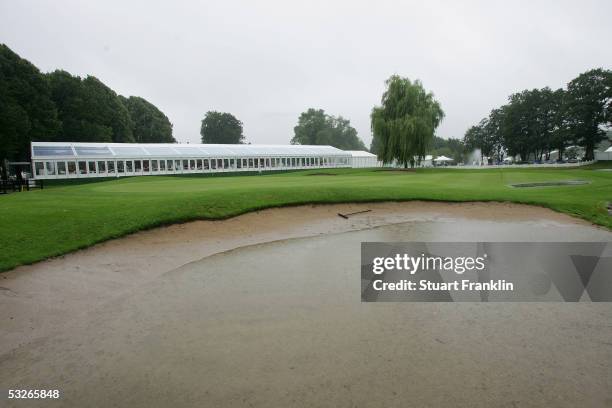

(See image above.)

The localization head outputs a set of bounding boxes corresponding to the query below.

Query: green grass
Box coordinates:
[1,166,611,272]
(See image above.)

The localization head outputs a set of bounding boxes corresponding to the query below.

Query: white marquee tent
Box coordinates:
[30,142,358,179]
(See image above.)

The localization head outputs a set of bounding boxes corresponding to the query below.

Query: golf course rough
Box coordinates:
[1,165,611,272]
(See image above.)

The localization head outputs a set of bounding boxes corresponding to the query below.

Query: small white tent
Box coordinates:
[434,155,453,162]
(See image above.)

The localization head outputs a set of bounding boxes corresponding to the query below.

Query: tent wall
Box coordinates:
[595,151,612,161]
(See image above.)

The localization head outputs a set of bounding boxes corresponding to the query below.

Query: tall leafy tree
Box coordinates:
[482,88,567,162]
[292,108,366,150]
[82,76,133,143]
[371,75,444,167]
[0,44,60,162]
[547,88,569,160]
[292,108,327,145]
[47,70,134,143]
[527,87,565,161]
[120,96,175,143]
[200,111,244,144]
[369,133,382,155]
[47,70,109,142]
[501,90,537,161]
[485,108,505,162]
[464,70,609,163]
[564,68,612,160]
[463,119,492,163]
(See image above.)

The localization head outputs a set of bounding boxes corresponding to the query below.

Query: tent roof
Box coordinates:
[346,150,376,158]
[434,155,454,161]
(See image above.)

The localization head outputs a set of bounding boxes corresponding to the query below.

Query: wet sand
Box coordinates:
[1,202,611,407]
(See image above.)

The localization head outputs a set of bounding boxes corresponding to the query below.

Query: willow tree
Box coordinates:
[371,75,444,167]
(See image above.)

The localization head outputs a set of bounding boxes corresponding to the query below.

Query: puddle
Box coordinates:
[3,217,610,407]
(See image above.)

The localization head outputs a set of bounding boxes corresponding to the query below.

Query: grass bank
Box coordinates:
[1,166,611,272]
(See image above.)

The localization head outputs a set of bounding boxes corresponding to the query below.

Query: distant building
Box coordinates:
[595,146,612,161]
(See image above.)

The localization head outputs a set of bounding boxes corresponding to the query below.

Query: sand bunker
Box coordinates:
[1,202,611,407]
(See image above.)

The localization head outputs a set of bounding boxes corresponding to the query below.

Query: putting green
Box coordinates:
[1,166,611,272]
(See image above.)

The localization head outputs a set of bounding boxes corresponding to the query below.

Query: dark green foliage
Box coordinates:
[47,71,134,143]
[430,136,466,163]
[0,44,60,162]
[564,68,612,160]
[466,69,611,162]
[0,44,175,165]
[292,109,326,145]
[501,88,564,162]
[464,116,498,163]
[463,124,487,162]
[548,88,571,160]
[500,90,536,161]
[369,131,383,155]
[371,75,444,168]
[200,111,244,144]
[120,96,175,143]
[292,108,366,150]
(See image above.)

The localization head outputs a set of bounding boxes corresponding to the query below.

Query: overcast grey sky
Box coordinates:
[2,0,611,146]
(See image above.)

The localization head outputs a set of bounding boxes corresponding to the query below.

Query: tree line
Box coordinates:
[3,44,369,163]
[0,44,175,162]
[7,42,607,167]
[464,69,612,163]
[199,108,367,150]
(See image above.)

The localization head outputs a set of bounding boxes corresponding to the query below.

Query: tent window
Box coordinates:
[46,161,56,175]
